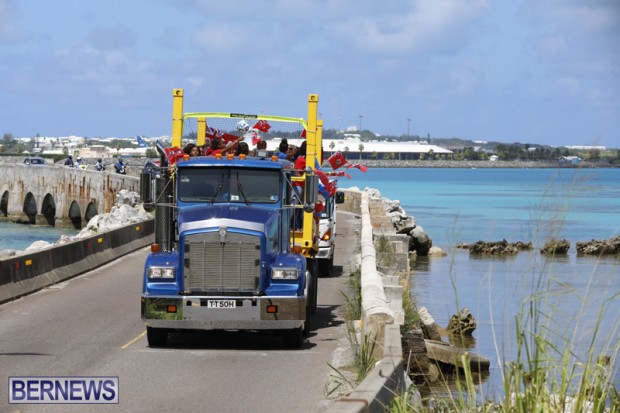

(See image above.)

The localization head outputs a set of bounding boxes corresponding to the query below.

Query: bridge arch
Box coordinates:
[23,192,38,224]
[68,200,82,229]
[85,201,98,224]
[41,193,56,226]
[1,190,8,217]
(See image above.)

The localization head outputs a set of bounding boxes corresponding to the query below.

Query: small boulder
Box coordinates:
[469,239,523,255]
[447,307,477,335]
[540,239,570,255]
[428,246,447,257]
[409,225,432,256]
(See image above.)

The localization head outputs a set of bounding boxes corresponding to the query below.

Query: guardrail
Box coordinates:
[0,220,154,304]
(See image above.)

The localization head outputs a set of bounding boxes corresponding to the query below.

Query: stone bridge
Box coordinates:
[0,164,140,229]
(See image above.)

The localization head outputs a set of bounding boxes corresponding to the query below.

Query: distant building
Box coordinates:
[266,137,453,160]
[558,156,581,165]
[489,155,499,162]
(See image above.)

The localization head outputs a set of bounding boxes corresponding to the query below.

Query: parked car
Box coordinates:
[23,157,49,166]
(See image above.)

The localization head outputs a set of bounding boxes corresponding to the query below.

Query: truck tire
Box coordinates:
[146,326,168,347]
[319,256,334,277]
[307,258,318,314]
[303,269,313,336]
[283,327,304,348]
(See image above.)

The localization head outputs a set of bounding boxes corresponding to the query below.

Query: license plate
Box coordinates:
[207,300,236,309]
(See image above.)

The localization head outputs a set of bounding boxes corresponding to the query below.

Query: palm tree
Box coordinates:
[329,141,335,156]
[358,143,364,160]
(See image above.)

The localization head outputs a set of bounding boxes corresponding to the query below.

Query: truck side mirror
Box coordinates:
[140,172,155,212]
[335,191,345,204]
[304,167,318,212]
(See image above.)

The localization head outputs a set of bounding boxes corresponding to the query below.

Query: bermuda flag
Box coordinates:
[251,131,262,146]
[164,146,184,165]
[327,151,348,170]
[346,163,368,173]
[252,120,271,132]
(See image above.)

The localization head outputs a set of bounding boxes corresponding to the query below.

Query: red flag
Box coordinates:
[315,169,330,186]
[252,120,271,132]
[325,181,338,196]
[327,152,348,170]
[164,146,184,165]
[300,129,306,138]
[346,163,368,173]
[206,126,238,144]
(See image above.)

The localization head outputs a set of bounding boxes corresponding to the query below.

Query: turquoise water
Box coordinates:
[344,167,620,400]
[0,222,79,251]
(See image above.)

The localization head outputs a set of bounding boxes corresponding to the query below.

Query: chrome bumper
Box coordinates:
[317,245,334,259]
[141,295,305,330]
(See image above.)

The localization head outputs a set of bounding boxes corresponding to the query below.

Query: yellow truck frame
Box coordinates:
[169,88,322,258]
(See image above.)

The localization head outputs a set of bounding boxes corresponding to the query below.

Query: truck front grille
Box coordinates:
[184,231,261,294]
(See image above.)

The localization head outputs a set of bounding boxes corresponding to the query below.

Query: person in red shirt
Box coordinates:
[210,136,243,156]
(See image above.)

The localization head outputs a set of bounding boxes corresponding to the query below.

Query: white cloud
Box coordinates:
[333,0,491,55]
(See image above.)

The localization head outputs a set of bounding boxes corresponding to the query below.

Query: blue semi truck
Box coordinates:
[140,90,326,347]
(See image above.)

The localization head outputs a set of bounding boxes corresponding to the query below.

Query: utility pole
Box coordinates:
[358,115,364,132]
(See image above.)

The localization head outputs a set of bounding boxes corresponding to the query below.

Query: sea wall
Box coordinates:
[328,188,418,412]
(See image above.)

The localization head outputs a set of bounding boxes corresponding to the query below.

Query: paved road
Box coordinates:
[0,211,360,413]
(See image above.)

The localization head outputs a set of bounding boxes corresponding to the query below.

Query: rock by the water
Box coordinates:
[428,246,447,257]
[409,225,432,256]
[402,328,429,377]
[468,239,531,255]
[418,307,443,341]
[540,239,570,255]
[115,189,141,207]
[447,307,477,335]
[364,188,382,198]
[25,240,53,252]
[576,236,620,255]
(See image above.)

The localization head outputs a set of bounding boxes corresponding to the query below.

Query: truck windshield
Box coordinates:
[178,168,280,204]
[319,195,333,219]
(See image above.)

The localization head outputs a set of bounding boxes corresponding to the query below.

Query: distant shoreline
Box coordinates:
[347,159,618,169]
[1,156,617,169]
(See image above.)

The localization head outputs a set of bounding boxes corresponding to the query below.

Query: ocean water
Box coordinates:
[343,167,620,400]
[0,222,79,252]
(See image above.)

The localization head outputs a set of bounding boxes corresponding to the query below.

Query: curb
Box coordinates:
[326,190,408,413]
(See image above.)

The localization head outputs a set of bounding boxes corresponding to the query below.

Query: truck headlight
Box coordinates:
[148,266,176,279]
[272,268,298,280]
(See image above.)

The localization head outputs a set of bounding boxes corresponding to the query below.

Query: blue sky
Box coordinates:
[1,0,618,147]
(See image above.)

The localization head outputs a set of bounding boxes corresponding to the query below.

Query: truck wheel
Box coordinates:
[283,327,303,348]
[307,258,318,314]
[319,257,333,277]
[303,270,313,336]
[146,326,168,347]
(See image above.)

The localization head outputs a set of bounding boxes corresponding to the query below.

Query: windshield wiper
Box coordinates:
[210,172,226,204]
[235,172,250,205]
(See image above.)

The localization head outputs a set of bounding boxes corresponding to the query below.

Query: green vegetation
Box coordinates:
[376,234,394,268]
[325,266,380,397]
